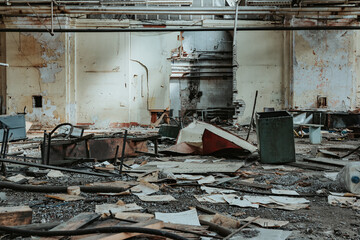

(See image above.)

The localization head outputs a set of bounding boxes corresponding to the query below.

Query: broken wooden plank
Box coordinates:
[114,212,154,222]
[41,212,99,240]
[237,180,272,190]
[303,157,347,167]
[199,219,232,237]
[0,206,32,226]
[287,161,330,171]
[134,161,244,174]
[45,194,85,202]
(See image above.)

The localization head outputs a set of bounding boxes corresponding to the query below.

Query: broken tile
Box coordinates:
[95,203,143,214]
[130,180,159,196]
[324,172,339,181]
[115,212,154,221]
[195,194,228,204]
[242,217,289,228]
[271,189,300,196]
[229,228,292,240]
[7,174,33,183]
[0,192,6,201]
[197,176,216,185]
[135,161,245,174]
[200,186,236,194]
[224,195,259,208]
[138,195,177,202]
[328,195,357,206]
[47,170,65,178]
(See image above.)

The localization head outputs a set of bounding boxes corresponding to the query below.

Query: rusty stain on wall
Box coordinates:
[293,29,355,111]
[6,31,66,126]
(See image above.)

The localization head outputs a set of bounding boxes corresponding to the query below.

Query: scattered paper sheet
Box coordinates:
[195,194,309,210]
[87,180,135,189]
[115,212,154,221]
[198,176,216,185]
[138,195,177,202]
[242,217,289,227]
[130,180,159,196]
[155,209,200,226]
[184,159,206,163]
[229,228,292,240]
[328,195,356,206]
[269,196,309,205]
[195,194,228,203]
[135,161,245,174]
[324,172,339,181]
[224,195,259,208]
[262,165,298,171]
[173,174,205,180]
[7,174,33,183]
[200,186,236,194]
[271,189,299,196]
[95,203,143,214]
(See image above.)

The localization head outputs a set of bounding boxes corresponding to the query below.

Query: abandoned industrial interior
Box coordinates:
[3,0,360,239]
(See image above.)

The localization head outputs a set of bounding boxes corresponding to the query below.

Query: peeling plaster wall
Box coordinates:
[4,18,179,128]
[236,28,291,125]
[0,33,6,114]
[5,32,66,126]
[75,32,179,128]
[130,32,179,111]
[75,33,131,128]
[293,30,356,111]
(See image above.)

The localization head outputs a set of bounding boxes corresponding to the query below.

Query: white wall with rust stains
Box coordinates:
[235,27,291,125]
[293,30,356,111]
[4,28,179,128]
[6,32,66,126]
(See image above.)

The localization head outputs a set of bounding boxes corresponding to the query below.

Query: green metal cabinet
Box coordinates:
[256,111,295,164]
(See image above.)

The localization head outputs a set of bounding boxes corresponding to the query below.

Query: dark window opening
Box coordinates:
[33,95,42,108]
[317,96,327,108]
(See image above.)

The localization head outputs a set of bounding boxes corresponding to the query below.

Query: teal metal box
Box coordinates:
[256,111,295,164]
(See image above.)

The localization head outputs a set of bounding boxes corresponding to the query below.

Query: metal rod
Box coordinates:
[113,145,119,166]
[119,130,128,175]
[46,133,51,165]
[50,0,54,35]
[41,130,46,164]
[246,90,258,141]
[0,158,115,177]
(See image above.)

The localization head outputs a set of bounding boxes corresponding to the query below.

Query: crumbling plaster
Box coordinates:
[293,30,356,111]
[6,32,66,126]
[4,19,180,128]
[236,26,291,125]
[236,20,360,125]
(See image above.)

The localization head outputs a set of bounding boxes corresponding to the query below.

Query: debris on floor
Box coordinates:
[1,121,360,239]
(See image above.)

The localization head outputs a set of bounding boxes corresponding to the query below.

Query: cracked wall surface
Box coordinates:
[6,32,66,126]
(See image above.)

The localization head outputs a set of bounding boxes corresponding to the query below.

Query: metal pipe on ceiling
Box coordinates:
[3,6,360,13]
[0,0,193,4]
[1,26,360,32]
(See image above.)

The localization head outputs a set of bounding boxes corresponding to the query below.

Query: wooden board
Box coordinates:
[237,180,272,190]
[41,212,100,240]
[133,161,244,174]
[303,157,347,167]
[0,206,32,226]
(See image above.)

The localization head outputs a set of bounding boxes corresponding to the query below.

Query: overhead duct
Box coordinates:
[246,0,292,6]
